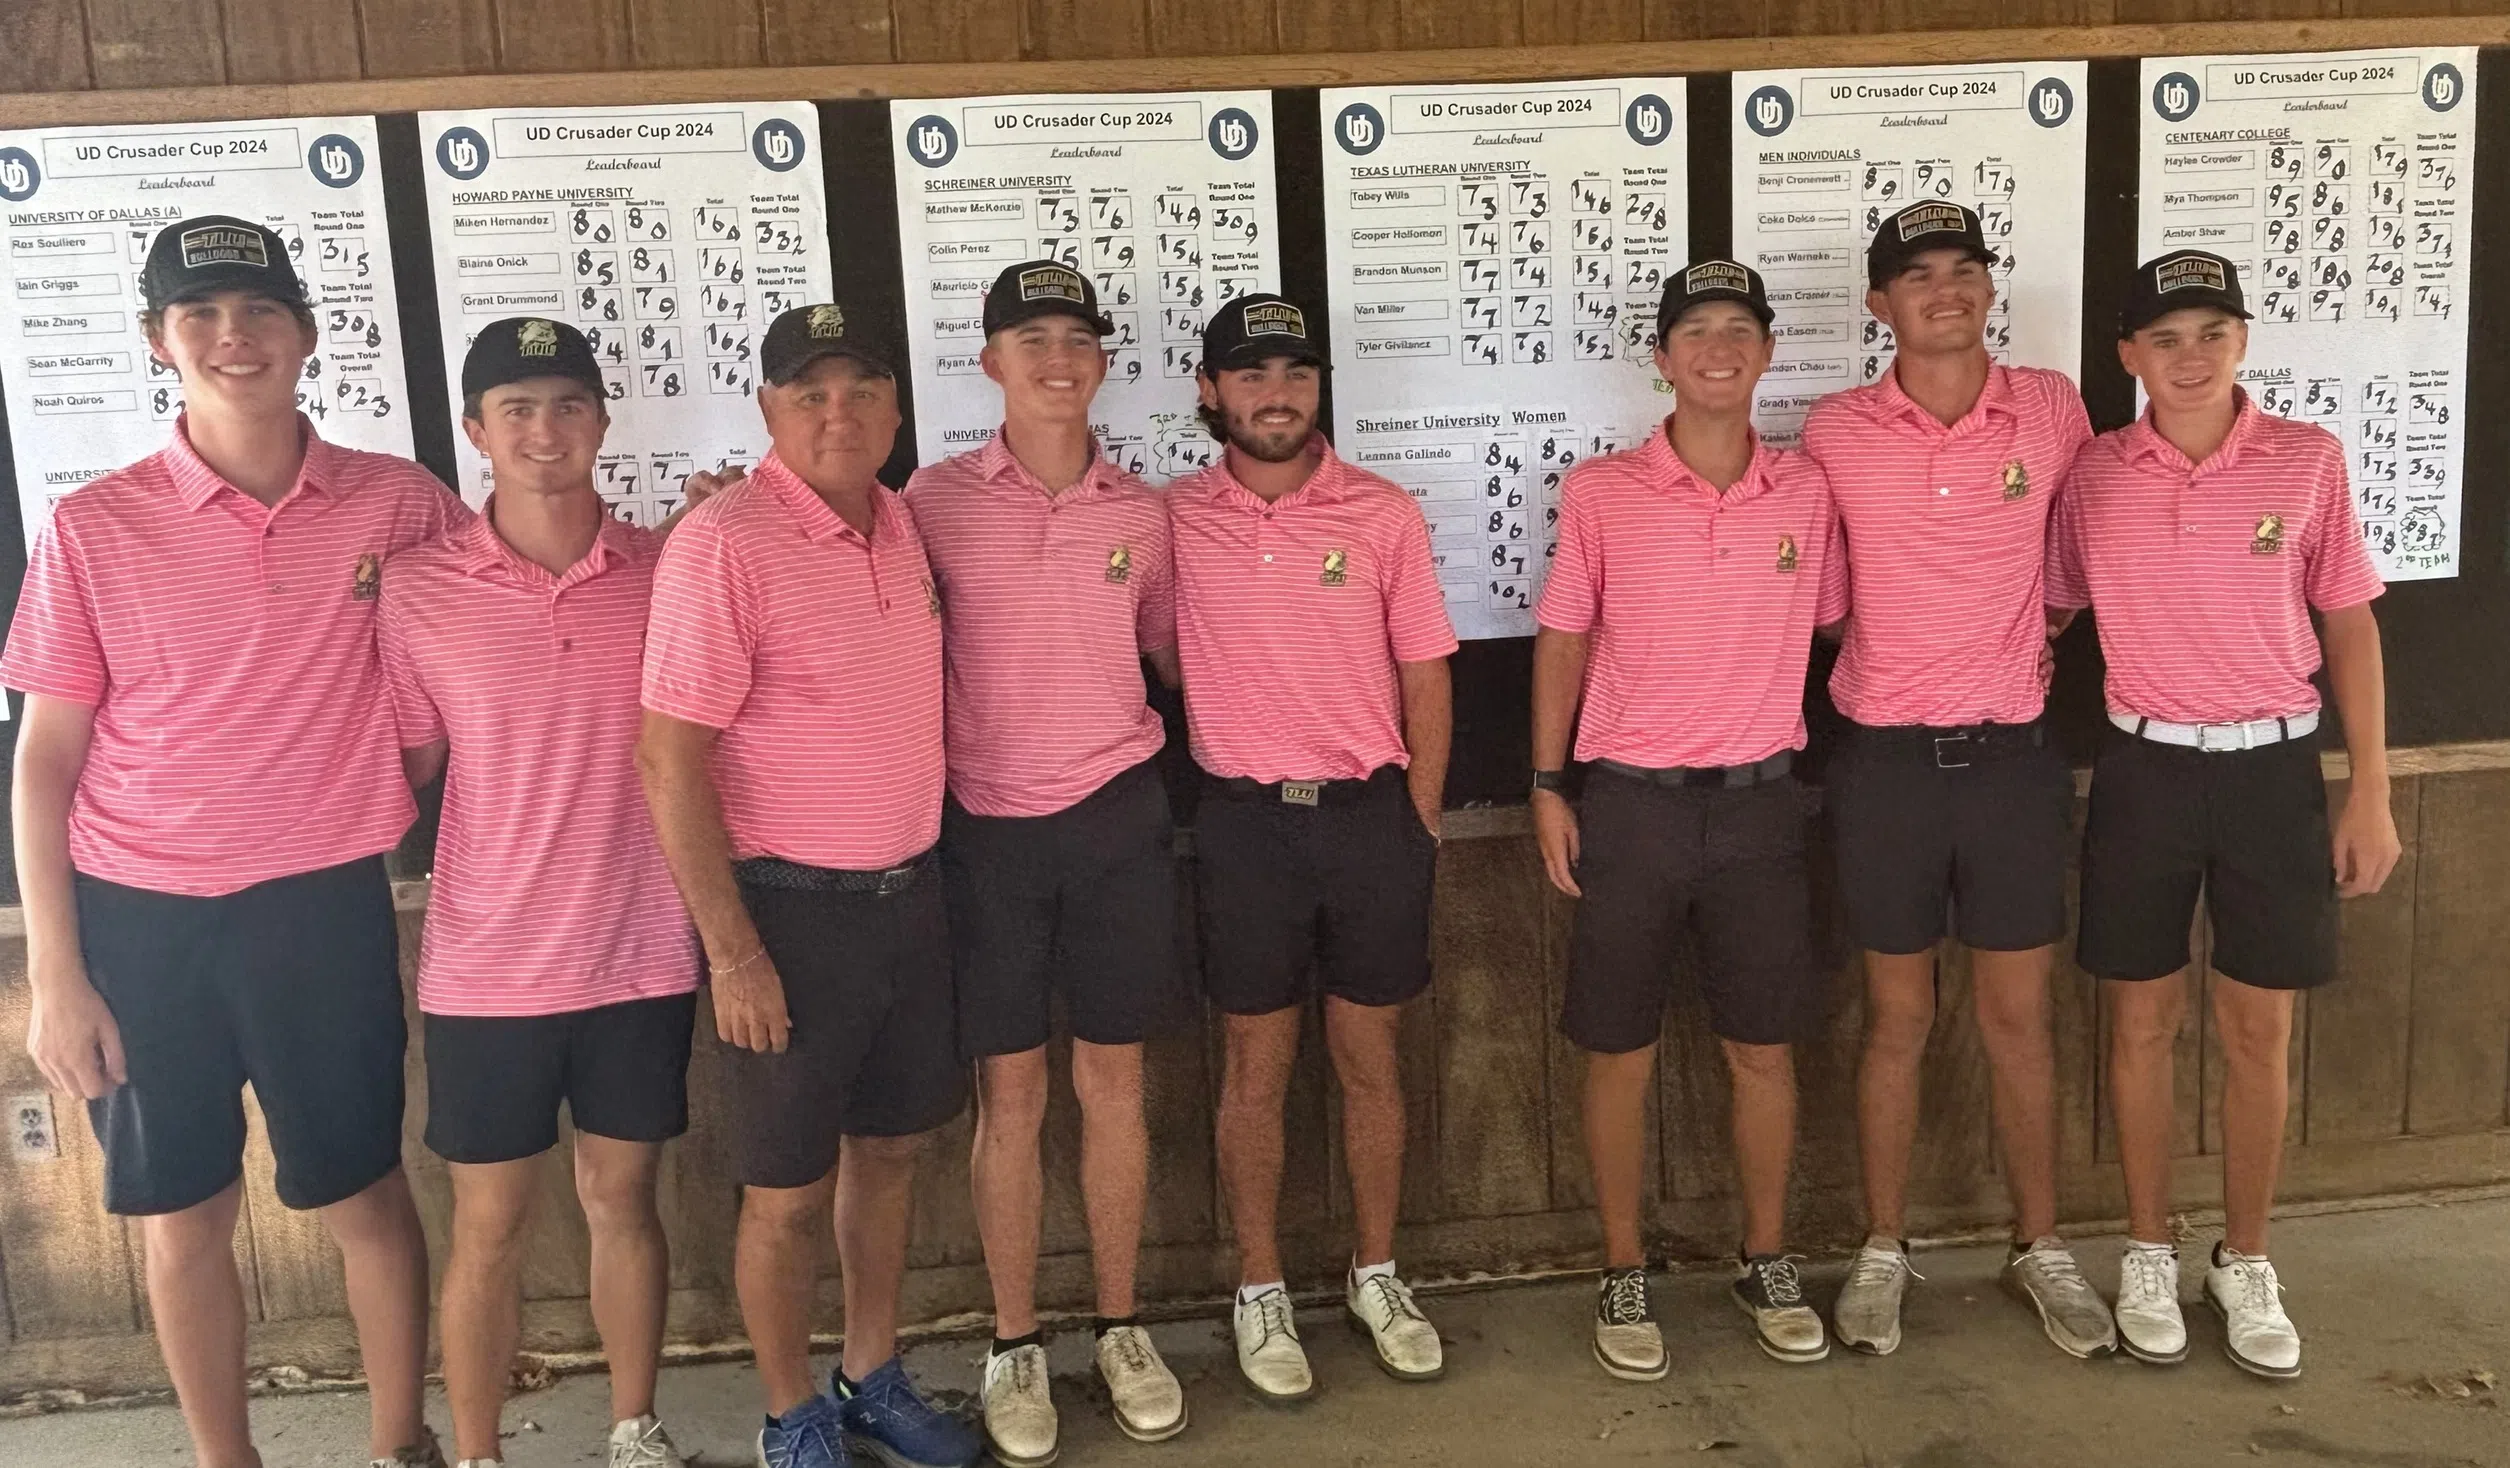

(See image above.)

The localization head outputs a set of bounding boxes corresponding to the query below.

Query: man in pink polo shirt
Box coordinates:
[1172,294,1458,1401]
[380,318,695,1468]
[6,215,459,1468]
[637,303,979,1468]
[1806,203,2114,1360]
[2048,252,2396,1378]
[1533,262,1846,1376]
[904,261,1186,1464]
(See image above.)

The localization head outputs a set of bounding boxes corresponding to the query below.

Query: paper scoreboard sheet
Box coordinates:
[891,93,1279,480]
[1731,63,2088,445]
[1319,81,1687,641]
[0,116,411,539]
[2140,51,2476,582]
[419,103,830,518]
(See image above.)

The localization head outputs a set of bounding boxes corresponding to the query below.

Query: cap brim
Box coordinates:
[2119,294,2252,336]
[765,343,896,384]
[1867,243,1999,286]
[152,266,309,308]
[1658,290,1774,331]
[1204,342,1328,372]
[989,300,1115,337]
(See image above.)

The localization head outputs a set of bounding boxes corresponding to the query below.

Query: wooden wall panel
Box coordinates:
[630,0,764,68]
[83,0,223,89]
[1148,0,1277,55]
[890,0,1024,64]
[1642,0,1767,37]
[0,968,140,1343]
[498,0,633,76]
[0,0,92,95]
[1025,0,1154,61]
[221,0,363,85]
[360,0,501,79]
[2306,776,2420,1144]
[1277,0,1404,51]
[2407,773,2510,1134]
[1401,0,1524,48]
[1522,0,1650,43]
[1431,838,1553,1218]
[761,0,896,65]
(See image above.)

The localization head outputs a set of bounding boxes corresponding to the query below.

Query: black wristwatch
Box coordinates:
[1531,768,1570,795]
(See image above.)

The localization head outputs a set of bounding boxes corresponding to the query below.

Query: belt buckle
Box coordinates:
[1932,732,1972,769]
[874,863,915,896]
[2196,723,2251,753]
[1280,780,1321,808]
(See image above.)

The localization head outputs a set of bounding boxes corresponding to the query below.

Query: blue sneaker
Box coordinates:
[834,1358,983,1468]
[756,1390,850,1468]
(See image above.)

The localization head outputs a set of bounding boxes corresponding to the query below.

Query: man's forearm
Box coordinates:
[1398,657,1453,810]
[1531,628,1589,771]
[636,725,762,965]
[14,705,90,993]
[2323,604,2389,789]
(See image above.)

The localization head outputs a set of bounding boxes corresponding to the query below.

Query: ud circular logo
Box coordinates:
[752,119,807,172]
[906,113,958,169]
[2027,76,2074,129]
[1208,107,1260,162]
[0,146,40,203]
[2422,63,2466,113]
[1743,85,1794,139]
[434,125,490,180]
[2152,71,2201,122]
[1625,93,1673,147]
[1334,102,1385,156]
[307,133,365,189]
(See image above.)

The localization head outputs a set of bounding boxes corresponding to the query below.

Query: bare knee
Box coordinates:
[2212,983,2293,1072]
[1972,981,2052,1059]
[1070,1041,1144,1119]
[1862,984,1935,1061]
[2107,978,2189,1060]
[141,1189,243,1268]
[1325,1008,1403,1105]
[1219,1013,1299,1114]
[319,1167,418,1249]
[975,1049,1052,1139]
[742,1179,834,1239]
[573,1145,660,1236]
[1720,1039,1794,1088]
[842,1131,928,1178]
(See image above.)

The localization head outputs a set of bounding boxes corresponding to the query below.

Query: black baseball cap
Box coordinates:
[759,301,895,384]
[1866,202,1999,287]
[140,214,309,311]
[1654,259,1774,339]
[461,316,607,402]
[1200,293,1327,373]
[2120,249,2253,337]
[981,260,1114,337]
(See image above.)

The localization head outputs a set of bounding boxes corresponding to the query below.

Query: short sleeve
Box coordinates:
[1380,500,1460,663]
[2301,439,2384,611]
[1134,511,1178,652]
[375,587,446,749]
[1533,466,1602,635]
[0,515,109,706]
[2041,444,2095,612]
[640,512,758,728]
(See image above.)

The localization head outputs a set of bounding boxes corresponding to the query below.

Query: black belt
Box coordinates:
[1854,720,2046,770]
[1593,751,1793,789]
[734,849,935,895]
[1202,765,1399,808]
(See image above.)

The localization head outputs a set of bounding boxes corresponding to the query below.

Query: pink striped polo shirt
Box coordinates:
[380,510,695,1017]
[903,431,1174,817]
[1536,424,1848,768]
[640,452,944,870]
[1803,364,2092,728]
[2046,393,2383,726]
[0,416,467,897]
[1169,436,1458,782]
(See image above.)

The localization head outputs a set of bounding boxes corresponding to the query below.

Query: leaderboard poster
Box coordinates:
[0,116,411,540]
[1729,63,2088,444]
[890,92,1280,480]
[418,102,831,519]
[1319,80,1688,640]
[2139,49,2477,581]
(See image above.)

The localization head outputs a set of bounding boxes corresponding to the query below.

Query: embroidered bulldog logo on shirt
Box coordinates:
[1320,548,1348,587]
[1775,534,1799,574]
[1106,544,1132,584]
[2252,513,2285,555]
[351,553,381,601]
[2001,459,2029,501]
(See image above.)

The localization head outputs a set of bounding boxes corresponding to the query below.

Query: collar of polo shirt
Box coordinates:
[1207,431,1341,509]
[976,428,1116,498]
[755,452,885,544]
[465,501,639,581]
[1873,360,2017,431]
[2127,385,2264,473]
[167,411,340,511]
[1642,423,1781,504]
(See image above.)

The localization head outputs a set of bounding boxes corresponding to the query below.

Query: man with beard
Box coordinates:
[1533,262,1846,1374]
[1169,294,1457,1401]
[638,303,980,1468]
[1807,202,2114,1361]
[903,261,1188,1464]
[381,318,695,1468]
[7,215,457,1468]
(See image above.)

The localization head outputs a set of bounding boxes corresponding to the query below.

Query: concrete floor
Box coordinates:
[3,1197,2504,1468]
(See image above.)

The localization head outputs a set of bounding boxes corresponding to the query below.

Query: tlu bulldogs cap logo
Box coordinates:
[1897,202,1968,242]
[1240,301,1306,338]
[516,318,561,357]
[181,225,270,270]
[808,304,845,338]
[1019,265,1086,304]
[2156,255,2228,294]
[1685,261,1750,295]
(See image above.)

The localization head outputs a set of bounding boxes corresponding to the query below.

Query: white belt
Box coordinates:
[2111,708,2319,751]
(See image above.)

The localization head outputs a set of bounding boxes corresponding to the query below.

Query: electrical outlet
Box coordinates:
[10,1092,60,1162]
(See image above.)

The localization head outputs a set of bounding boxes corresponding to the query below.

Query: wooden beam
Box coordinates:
[3,17,2504,128]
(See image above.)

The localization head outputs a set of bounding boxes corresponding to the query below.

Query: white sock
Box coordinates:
[1238,1279,1286,1305]
[2127,1239,2176,1255]
[1351,1258,1397,1285]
